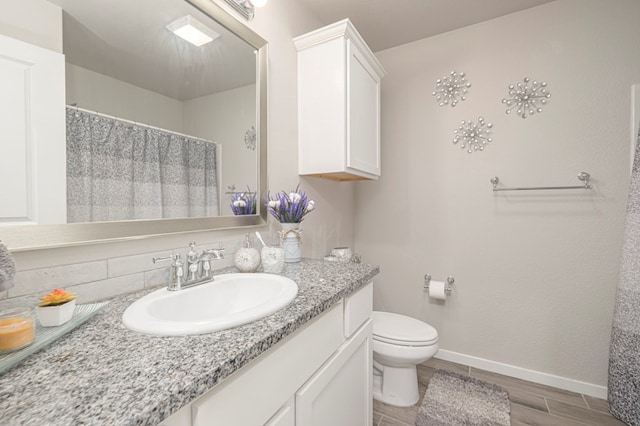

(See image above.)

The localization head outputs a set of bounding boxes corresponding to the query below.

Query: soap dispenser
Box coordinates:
[234,234,261,272]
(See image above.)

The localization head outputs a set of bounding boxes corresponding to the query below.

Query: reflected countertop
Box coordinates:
[0,259,379,425]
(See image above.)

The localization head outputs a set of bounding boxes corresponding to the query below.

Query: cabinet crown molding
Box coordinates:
[293,18,385,78]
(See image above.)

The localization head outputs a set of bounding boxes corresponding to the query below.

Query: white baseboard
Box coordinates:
[435,349,608,399]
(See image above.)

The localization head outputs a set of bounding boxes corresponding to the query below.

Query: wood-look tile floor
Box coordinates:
[373,358,627,426]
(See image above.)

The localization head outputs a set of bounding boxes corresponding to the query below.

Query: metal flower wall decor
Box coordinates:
[244,125,256,151]
[453,117,493,154]
[502,77,550,118]
[432,71,471,107]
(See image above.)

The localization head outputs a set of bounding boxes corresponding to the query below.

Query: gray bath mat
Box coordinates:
[416,370,511,426]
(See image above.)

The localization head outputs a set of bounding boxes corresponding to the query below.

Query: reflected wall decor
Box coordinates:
[244,125,256,151]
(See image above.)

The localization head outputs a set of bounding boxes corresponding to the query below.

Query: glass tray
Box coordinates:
[0,301,109,375]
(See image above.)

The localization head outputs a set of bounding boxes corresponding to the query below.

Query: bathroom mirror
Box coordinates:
[0,0,267,251]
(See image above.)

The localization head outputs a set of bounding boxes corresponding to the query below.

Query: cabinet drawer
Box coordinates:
[344,282,373,337]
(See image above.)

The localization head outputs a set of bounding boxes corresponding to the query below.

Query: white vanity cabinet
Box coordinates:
[160,282,373,426]
[295,20,385,181]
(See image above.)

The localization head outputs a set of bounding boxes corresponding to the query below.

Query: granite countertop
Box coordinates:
[0,258,379,425]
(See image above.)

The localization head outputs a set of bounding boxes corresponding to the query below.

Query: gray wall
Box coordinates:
[355,0,640,391]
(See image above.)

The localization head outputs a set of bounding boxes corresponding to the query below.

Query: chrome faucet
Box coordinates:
[153,243,225,291]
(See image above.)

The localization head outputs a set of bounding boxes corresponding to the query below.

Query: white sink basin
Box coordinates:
[122,273,298,336]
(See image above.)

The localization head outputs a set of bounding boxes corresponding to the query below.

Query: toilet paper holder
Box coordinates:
[423,274,455,294]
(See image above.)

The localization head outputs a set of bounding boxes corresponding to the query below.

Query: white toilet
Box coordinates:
[372,311,439,407]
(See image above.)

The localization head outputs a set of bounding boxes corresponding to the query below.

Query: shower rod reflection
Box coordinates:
[490,172,592,192]
[67,105,219,146]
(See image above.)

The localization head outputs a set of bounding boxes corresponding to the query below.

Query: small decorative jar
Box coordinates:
[0,308,35,353]
[234,234,261,273]
[261,246,285,273]
[330,247,353,262]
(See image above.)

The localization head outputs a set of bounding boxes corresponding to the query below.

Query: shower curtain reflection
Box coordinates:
[66,107,219,223]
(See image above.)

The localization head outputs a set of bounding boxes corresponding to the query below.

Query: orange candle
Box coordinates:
[0,309,35,352]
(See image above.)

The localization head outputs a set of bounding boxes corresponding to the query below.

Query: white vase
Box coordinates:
[36,299,76,327]
[280,223,302,263]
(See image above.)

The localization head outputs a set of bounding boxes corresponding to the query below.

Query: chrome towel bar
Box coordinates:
[490,172,592,192]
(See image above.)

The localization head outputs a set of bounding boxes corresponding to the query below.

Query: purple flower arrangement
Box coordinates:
[264,186,315,223]
[230,190,257,215]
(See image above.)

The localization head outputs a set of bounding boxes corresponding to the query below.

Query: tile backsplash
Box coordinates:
[0,234,266,309]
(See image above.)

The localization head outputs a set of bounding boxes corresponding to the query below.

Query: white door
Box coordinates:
[0,33,66,225]
[295,320,373,426]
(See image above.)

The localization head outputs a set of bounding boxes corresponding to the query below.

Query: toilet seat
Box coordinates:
[372,311,438,347]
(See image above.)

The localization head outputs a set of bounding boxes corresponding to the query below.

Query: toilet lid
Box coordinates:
[372,311,438,346]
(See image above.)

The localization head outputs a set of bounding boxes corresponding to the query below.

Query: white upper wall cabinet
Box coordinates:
[295,19,385,181]
[0,33,66,225]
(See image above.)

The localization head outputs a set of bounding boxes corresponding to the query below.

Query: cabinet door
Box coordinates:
[0,33,66,225]
[347,40,381,177]
[295,320,372,426]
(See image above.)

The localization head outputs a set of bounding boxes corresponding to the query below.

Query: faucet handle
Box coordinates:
[153,254,180,264]
[188,242,200,261]
[203,248,225,259]
[153,254,184,291]
[174,259,185,290]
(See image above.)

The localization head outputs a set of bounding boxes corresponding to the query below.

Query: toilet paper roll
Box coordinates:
[429,280,447,300]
